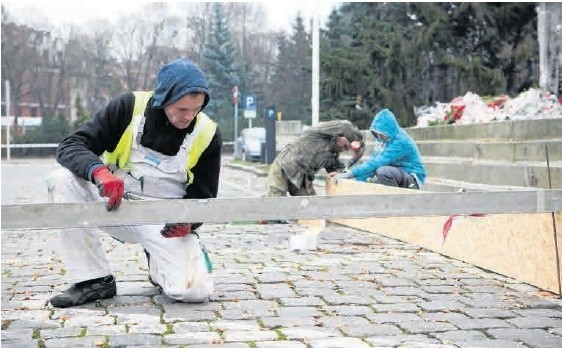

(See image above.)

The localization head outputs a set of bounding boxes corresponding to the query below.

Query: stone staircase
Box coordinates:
[404,117,562,192]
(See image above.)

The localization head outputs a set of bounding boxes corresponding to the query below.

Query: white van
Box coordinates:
[240,127,265,162]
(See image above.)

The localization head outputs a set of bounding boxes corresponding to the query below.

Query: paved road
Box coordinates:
[2,157,562,347]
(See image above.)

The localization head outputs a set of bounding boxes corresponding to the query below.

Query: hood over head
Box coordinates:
[370,108,400,140]
[152,58,210,110]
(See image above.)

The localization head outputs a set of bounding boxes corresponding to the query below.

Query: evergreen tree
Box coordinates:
[320,2,539,127]
[73,93,91,130]
[267,14,312,124]
[200,3,240,140]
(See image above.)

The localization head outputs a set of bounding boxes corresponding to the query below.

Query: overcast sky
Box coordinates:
[2,1,339,32]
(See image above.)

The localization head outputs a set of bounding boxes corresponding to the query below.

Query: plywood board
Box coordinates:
[327,178,562,295]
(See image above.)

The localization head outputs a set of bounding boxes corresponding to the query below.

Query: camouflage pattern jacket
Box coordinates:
[274,120,364,190]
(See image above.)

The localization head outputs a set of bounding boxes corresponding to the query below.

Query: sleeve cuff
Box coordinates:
[87,163,105,182]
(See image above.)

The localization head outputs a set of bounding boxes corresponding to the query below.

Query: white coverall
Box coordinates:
[47,114,214,303]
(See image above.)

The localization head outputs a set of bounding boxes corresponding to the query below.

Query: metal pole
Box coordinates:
[232,85,239,152]
[234,102,238,144]
[5,79,11,160]
[311,10,320,126]
[538,2,548,91]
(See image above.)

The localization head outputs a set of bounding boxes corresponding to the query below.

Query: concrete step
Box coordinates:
[423,157,562,189]
[417,138,562,162]
[406,117,562,141]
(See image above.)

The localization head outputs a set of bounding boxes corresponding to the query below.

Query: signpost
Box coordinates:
[232,86,239,155]
[243,93,257,128]
[264,106,276,164]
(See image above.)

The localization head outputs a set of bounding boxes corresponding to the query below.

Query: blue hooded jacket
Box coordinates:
[152,58,210,110]
[350,109,426,184]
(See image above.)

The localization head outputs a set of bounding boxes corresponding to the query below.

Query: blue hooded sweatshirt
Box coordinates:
[350,109,426,184]
[152,58,210,110]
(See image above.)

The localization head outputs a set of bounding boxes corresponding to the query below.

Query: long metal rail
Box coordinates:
[2,189,561,230]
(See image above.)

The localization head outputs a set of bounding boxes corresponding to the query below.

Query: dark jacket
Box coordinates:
[56,91,222,201]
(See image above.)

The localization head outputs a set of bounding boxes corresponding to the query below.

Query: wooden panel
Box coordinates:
[327,178,562,295]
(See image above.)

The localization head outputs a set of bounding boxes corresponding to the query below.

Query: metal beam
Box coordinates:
[1,190,561,230]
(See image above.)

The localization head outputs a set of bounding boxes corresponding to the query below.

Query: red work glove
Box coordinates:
[160,223,192,238]
[92,166,124,211]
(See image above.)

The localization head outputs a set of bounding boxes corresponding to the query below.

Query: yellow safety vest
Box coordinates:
[103,91,217,184]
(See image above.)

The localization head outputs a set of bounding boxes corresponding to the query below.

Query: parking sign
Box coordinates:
[243,93,257,119]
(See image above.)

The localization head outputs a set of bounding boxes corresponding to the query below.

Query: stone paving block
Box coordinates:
[6,318,60,330]
[487,328,562,347]
[1,309,51,322]
[396,320,458,334]
[259,316,318,329]
[321,294,373,305]
[255,342,306,348]
[514,308,562,318]
[364,334,442,346]
[127,323,168,334]
[107,333,163,346]
[434,330,525,348]
[322,305,373,316]
[0,328,34,341]
[222,299,278,317]
[278,296,325,307]
[316,316,371,329]
[281,327,342,340]
[219,309,257,320]
[507,317,562,329]
[86,324,127,335]
[276,306,321,317]
[222,329,278,342]
[190,344,249,348]
[62,315,115,327]
[163,307,217,322]
[209,320,260,331]
[112,310,162,325]
[460,307,518,319]
[213,290,258,301]
[369,302,420,313]
[256,283,296,300]
[366,312,422,324]
[173,321,211,332]
[446,317,513,330]
[308,337,370,348]
[0,340,39,348]
[38,326,84,340]
[214,283,254,292]
[418,299,467,312]
[163,331,222,345]
[255,272,289,283]
[43,335,107,347]
[339,322,392,338]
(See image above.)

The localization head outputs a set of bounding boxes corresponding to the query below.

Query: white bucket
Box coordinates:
[289,227,320,251]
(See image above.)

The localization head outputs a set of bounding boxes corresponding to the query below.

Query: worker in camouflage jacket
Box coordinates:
[266,120,365,197]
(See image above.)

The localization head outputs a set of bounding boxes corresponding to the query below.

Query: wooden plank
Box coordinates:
[1,189,561,230]
[326,179,562,295]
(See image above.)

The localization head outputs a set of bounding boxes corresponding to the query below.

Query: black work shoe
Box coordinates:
[49,275,116,308]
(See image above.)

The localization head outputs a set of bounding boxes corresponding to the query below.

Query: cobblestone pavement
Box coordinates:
[2,158,562,347]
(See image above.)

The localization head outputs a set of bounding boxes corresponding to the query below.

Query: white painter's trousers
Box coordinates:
[46,167,213,303]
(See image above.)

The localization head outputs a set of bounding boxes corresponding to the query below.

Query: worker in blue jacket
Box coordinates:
[330,108,426,189]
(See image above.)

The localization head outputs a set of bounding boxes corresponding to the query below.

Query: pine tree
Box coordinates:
[200,3,240,139]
